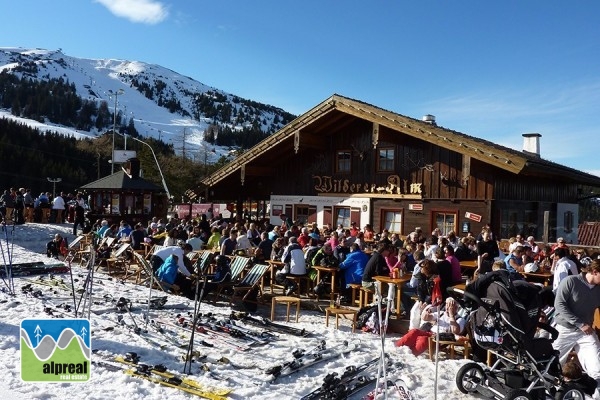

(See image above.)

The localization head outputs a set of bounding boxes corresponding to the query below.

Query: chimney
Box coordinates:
[422,114,436,125]
[522,133,541,157]
[124,158,141,178]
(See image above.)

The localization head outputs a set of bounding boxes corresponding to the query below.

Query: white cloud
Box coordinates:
[95,0,168,24]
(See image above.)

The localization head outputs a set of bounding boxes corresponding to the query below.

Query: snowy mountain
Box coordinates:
[0,47,295,162]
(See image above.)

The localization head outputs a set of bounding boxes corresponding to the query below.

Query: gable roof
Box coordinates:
[203,94,600,187]
[81,170,163,191]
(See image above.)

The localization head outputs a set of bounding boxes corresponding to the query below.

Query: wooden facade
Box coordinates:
[201,95,600,242]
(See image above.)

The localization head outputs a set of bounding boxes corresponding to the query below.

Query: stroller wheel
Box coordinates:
[455,362,485,394]
[554,386,585,400]
[505,389,533,400]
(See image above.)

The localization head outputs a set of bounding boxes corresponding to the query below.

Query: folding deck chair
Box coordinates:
[100,243,131,275]
[131,251,167,292]
[210,255,251,302]
[228,263,270,306]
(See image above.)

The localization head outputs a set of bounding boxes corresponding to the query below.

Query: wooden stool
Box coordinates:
[358,287,374,308]
[287,275,313,297]
[325,307,358,333]
[348,284,362,307]
[271,296,301,322]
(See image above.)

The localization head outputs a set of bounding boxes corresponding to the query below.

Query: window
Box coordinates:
[497,202,539,239]
[336,150,351,173]
[334,207,351,228]
[382,210,403,233]
[295,205,310,225]
[378,148,394,172]
[433,212,456,236]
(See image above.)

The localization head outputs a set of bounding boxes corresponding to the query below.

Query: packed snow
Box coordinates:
[0,223,482,399]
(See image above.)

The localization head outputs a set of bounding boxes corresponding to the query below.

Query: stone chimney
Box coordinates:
[124,158,140,178]
[522,133,541,157]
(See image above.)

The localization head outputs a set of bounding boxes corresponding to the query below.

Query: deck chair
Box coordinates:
[130,252,167,292]
[228,263,270,306]
[64,235,86,264]
[210,256,251,302]
[100,243,131,275]
[186,250,200,265]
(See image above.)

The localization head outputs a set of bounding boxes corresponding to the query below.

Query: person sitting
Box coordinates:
[155,252,195,297]
[46,234,68,259]
[199,255,231,300]
[394,297,467,356]
[361,243,391,289]
[275,236,307,295]
[504,245,525,273]
[338,243,369,301]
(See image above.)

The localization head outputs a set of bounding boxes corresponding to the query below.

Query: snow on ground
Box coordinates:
[0,223,483,399]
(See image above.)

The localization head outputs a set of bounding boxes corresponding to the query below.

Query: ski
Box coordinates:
[301,357,380,400]
[22,275,72,291]
[265,340,358,382]
[172,315,255,351]
[110,352,232,395]
[230,311,310,337]
[92,358,231,400]
[1,262,68,277]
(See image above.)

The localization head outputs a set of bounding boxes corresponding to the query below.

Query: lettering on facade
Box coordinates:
[313,174,422,195]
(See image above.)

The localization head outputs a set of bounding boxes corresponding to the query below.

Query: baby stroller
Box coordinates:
[452,270,587,400]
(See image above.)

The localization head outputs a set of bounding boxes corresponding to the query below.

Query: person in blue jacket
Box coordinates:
[156,254,183,291]
[338,243,369,302]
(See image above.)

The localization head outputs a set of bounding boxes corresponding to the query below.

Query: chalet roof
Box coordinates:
[81,170,163,191]
[202,94,600,187]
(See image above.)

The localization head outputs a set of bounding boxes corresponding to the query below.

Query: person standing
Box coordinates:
[551,247,579,292]
[23,188,34,223]
[476,229,499,274]
[552,259,600,399]
[72,194,86,235]
[52,192,66,224]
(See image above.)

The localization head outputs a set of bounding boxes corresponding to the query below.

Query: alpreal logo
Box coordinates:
[20,318,91,382]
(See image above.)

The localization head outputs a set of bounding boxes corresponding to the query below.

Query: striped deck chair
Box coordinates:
[210,256,251,302]
[228,263,270,306]
[130,252,167,292]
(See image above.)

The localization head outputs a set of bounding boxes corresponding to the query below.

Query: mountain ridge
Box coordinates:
[0,47,296,160]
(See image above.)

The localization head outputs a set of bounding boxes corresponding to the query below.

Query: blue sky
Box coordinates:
[2,0,600,175]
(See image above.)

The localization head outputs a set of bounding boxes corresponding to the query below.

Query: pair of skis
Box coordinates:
[92,351,232,399]
[265,340,358,382]
[229,311,310,337]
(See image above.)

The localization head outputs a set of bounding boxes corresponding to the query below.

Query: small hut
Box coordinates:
[80,158,167,226]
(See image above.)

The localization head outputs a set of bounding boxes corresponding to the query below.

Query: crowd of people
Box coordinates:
[1,187,86,231]
[42,208,600,396]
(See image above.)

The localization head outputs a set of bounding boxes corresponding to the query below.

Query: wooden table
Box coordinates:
[460,260,478,271]
[312,265,339,302]
[522,271,553,286]
[373,274,412,316]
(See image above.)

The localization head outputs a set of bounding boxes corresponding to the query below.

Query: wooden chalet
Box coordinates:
[202,94,600,243]
[80,158,167,225]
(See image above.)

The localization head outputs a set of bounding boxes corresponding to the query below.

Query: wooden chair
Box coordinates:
[228,263,270,306]
[428,335,471,361]
[130,252,167,292]
[100,243,131,275]
[64,235,86,264]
